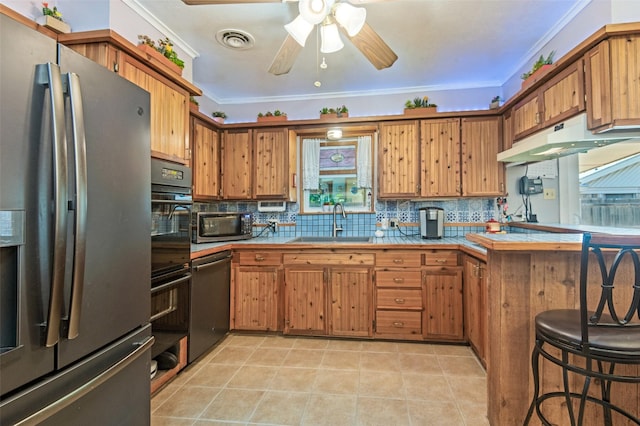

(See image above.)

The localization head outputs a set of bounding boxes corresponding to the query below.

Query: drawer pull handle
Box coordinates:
[393,259,404,264]
[392,322,405,328]
[394,298,405,304]
[255,255,265,261]
[435,259,447,264]
[393,278,404,283]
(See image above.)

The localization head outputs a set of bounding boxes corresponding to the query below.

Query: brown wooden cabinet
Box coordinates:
[585,35,640,132]
[221,128,291,200]
[374,251,423,340]
[511,60,585,141]
[191,116,220,200]
[422,250,464,341]
[463,255,487,367]
[378,121,420,198]
[420,118,461,197]
[231,251,281,331]
[283,251,374,337]
[60,31,200,165]
[461,117,505,196]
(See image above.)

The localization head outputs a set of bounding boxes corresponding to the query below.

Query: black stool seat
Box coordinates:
[536,309,640,359]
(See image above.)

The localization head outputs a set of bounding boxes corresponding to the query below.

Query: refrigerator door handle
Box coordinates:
[12,335,155,426]
[65,72,87,340]
[36,63,68,348]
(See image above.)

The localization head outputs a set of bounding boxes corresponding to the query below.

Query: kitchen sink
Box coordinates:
[287,236,373,244]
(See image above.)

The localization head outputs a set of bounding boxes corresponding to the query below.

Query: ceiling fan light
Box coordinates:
[299,0,334,25]
[320,22,343,53]
[333,3,366,37]
[285,15,314,47]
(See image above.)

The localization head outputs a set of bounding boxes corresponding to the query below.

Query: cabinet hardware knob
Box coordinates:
[392,322,404,328]
[394,298,405,304]
[393,259,403,264]
[255,255,265,261]
[393,278,404,283]
[435,259,447,264]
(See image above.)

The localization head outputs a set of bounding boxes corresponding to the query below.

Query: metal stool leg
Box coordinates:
[524,340,542,425]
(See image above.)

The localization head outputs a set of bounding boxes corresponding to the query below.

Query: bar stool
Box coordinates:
[524,233,640,425]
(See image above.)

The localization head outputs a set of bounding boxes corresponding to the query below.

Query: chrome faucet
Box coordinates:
[332,203,347,237]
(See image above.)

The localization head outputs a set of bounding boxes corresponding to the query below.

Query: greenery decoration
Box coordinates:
[404,96,437,109]
[138,35,185,69]
[521,51,555,80]
[42,2,63,21]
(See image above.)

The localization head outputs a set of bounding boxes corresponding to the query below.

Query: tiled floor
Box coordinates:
[151,333,488,425]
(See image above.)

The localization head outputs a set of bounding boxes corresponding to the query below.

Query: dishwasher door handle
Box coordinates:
[193,256,231,272]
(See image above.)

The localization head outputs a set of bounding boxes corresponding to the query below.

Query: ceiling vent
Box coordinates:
[215,29,255,50]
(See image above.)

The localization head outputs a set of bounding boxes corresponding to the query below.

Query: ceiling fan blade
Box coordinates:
[344,22,397,70]
[268,35,303,75]
[182,0,285,5]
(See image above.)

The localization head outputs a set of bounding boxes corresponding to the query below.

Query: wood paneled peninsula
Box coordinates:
[466,231,640,426]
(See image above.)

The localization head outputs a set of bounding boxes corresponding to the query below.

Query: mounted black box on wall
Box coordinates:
[519,176,543,195]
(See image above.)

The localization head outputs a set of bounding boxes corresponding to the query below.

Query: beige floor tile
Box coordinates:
[293,337,330,350]
[270,367,317,392]
[226,365,277,389]
[184,364,240,388]
[249,390,310,425]
[153,385,219,419]
[398,353,443,374]
[207,345,255,365]
[321,350,360,370]
[259,334,297,349]
[283,348,325,368]
[245,347,289,367]
[396,341,437,355]
[359,370,406,399]
[193,421,242,426]
[406,399,465,426]
[326,338,363,351]
[438,355,485,377]
[457,400,491,425]
[403,373,454,401]
[224,334,266,347]
[360,340,399,353]
[199,388,264,422]
[151,382,180,411]
[313,369,360,394]
[360,351,401,372]
[151,416,196,426]
[302,394,357,425]
[446,376,487,404]
[431,344,474,357]
[356,396,410,425]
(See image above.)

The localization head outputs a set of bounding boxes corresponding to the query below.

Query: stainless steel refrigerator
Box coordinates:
[1,13,153,425]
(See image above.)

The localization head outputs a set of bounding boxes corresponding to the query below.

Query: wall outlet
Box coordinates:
[389,218,399,228]
[543,188,556,200]
[267,219,278,232]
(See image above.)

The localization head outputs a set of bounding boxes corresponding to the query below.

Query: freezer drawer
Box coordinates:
[0,325,153,426]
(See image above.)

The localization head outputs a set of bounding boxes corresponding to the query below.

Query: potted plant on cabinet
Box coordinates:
[189,96,199,113]
[257,110,287,122]
[137,35,184,76]
[38,2,70,34]
[489,96,501,110]
[521,51,555,88]
[320,105,349,119]
[404,96,437,116]
[211,111,227,124]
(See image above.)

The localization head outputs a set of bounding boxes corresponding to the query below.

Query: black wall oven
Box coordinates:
[150,159,192,359]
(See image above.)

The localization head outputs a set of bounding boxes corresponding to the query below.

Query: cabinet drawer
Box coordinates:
[375,270,421,288]
[423,250,459,266]
[376,289,423,310]
[238,251,282,266]
[376,251,421,268]
[283,252,374,266]
[376,311,422,336]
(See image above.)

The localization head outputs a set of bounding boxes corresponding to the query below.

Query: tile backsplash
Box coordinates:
[194,198,502,238]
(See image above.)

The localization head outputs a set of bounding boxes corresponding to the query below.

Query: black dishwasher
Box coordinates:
[189,250,231,363]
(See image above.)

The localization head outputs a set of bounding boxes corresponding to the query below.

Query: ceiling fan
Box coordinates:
[181,0,398,75]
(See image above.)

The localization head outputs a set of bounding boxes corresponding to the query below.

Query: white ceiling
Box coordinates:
[134,0,587,105]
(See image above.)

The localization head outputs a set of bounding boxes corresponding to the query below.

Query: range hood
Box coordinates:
[497,113,640,164]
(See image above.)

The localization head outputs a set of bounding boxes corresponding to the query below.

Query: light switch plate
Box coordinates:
[543,188,556,200]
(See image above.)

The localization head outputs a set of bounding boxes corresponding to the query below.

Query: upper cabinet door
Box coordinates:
[378,121,420,198]
[420,118,461,197]
[221,130,252,199]
[192,117,220,200]
[461,117,505,196]
[253,129,289,200]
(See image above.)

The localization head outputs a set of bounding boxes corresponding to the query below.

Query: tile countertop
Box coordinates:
[191,235,487,260]
[466,232,587,252]
[509,222,640,235]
